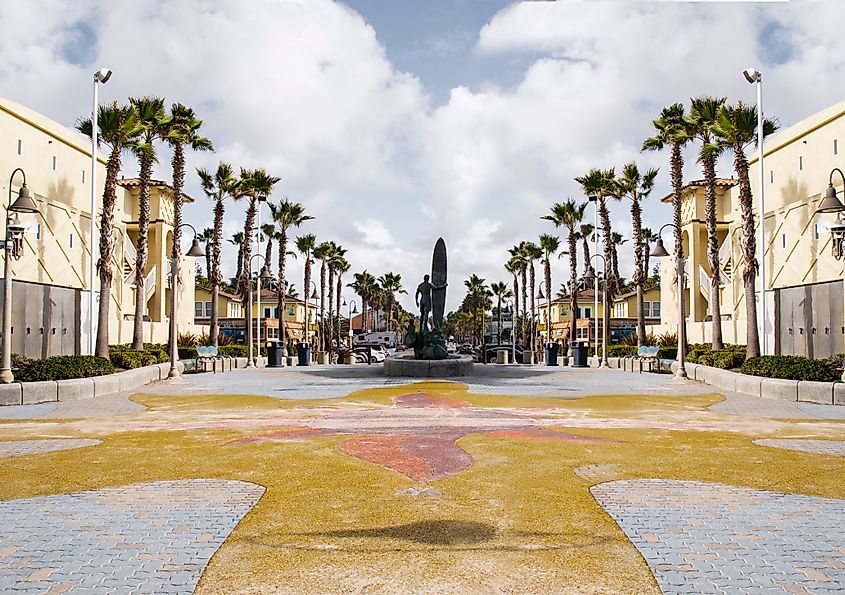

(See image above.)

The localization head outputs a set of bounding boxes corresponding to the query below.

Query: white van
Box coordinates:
[354,332,397,349]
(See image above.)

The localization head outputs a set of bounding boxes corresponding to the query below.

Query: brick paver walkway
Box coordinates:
[592,479,845,594]
[0,479,264,594]
[0,439,101,459]
[755,439,845,457]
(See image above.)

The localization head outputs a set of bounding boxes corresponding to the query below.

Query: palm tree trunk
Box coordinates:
[600,197,614,356]
[544,259,551,349]
[132,155,153,350]
[319,261,326,352]
[568,231,578,355]
[241,197,257,345]
[336,274,343,349]
[327,267,335,354]
[304,259,312,351]
[529,262,536,353]
[277,231,287,349]
[264,235,273,271]
[631,194,646,347]
[520,267,528,348]
[210,193,225,347]
[497,297,502,344]
[735,146,760,358]
[671,143,688,368]
[703,154,724,350]
[512,274,519,345]
[168,143,186,367]
[582,237,591,274]
[95,146,121,359]
[643,240,651,282]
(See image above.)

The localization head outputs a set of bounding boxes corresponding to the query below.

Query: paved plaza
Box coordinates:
[0,364,843,593]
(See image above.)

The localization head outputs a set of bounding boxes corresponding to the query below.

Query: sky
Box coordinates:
[2,0,845,313]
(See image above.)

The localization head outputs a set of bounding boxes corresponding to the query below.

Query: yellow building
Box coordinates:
[613,287,662,320]
[543,289,604,342]
[653,100,845,358]
[194,286,243,320]
[0,96,204,358]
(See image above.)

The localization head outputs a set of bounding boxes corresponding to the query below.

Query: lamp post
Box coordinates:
[304,281,318,361]
[587,194,600,366]
[536,280,548,353]
[167,224,205,380]
[505,299,515,363]
[246,255,271,368]
[255,194,268,365]
[744,67,768,354]
[815,167,845,381]
[347,299,358,360]
[89,68,112,357]
[651,223,688,379]
[584,254,608,368]
[1,169,40,383]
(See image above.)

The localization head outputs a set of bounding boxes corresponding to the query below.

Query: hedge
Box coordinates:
[740,355,839,382]
[217,345,267,358]
[109,344,169,369]
[607,345,637,357]
[15,356,115,382]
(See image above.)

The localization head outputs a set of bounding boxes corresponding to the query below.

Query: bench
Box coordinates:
[195,345,225,373]
[634,345,660,373]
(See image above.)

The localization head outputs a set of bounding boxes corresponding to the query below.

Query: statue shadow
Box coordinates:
[299,519,497,545]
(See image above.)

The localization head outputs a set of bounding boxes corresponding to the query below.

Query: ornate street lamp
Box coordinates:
[815,167,845,381]
[584,254,608,368]
[1,169,41,383]
[651,223,688,380]
[166,223,205,380]
[246,255,271,369]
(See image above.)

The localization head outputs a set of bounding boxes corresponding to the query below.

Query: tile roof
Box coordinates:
[660,178,737,203]
[118,178,195,203]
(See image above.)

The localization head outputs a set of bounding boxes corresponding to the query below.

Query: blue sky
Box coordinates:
[3,0,845,313]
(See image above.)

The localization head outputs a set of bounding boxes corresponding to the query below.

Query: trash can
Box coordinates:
[544,342,559,366]
[266,340,283,368]
[571,341,588,368]
[297,342,311,367]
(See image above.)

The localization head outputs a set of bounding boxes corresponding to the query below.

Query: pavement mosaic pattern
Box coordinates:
[0,479,264,594]
[228,391,611,483]
[592,479,845,594]
[0,439,101,459]
[755,438,845,457]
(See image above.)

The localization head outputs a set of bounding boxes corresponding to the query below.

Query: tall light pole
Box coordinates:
[585,254,608,368]
[505,299,515,363]
[588,194,599,365]
[255,194,267,365]
[89,68,111,356]
[1,169,40,383]
[167,224,205,380]
[815,168,845,381]
[744,67,767,354]
[651,223,688,380]
[246,255,270,368]
[536,280,548,351]
[304,281,318,364]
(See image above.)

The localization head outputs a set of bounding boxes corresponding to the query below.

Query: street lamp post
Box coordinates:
[536,280,548,355]
[1,169,40,383]
[744,67,767,354]
[89,68,111,356]
[584,254,608,368]
[347,299,358,363]
[304,282,318,364]
[167,224,205,380]
[587,194,600,366]
[815,167,845,381]
[505,299,515,363]
[651,223,688,380]
[246,255,271,368]
[255,194,267,366]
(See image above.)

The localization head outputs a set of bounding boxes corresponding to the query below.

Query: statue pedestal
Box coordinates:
[383,354,473,377]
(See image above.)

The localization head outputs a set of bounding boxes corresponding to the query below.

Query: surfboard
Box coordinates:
[431,237,447,330]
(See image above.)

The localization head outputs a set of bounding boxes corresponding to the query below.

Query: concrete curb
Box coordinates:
[21,381,58,405]
[0,383,22,406]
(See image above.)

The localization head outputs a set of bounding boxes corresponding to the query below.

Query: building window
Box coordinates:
[770,170,773,183]
[82,170,85,183]
[643,302,651,317]
[17,140,22,155]
[835,139,839,156]
[782,233,787,248]
[798,156,803,171]
[35,223,41,240]
[263,307,272,318]
[52,156,57,171]
[652,302,661,317]
[814,223,820,240]
[205,302,213,317]
[288,307,295,316]
[69,233,73,248]
[195,302,203,318]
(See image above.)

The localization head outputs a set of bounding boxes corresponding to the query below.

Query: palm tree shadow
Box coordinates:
[300,519,497,545]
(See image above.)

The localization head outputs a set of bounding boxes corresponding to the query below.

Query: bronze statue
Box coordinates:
[416,274,446,332]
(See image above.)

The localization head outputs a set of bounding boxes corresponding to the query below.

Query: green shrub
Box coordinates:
[740,356,839,382]
[658,347,677,360]
[608,345,637,357]
[712,351,745,370]
[11,353,28,370]
[218,345,248,358]
[16,356,115,382]
[825,353,845,373]
[178,347,198,360]
[109,349,156,370]
[698,353,714,366]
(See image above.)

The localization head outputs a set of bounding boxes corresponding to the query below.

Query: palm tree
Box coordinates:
[197,163,240,346]
[313,241,333,351]
[378,272,406,332]
[504,257,521,345]
[349,271,377,333]
[76,101,143,358]
[508,245,529,348]
[610,232,628,284]
[261,223,276,272]
[577,223,594,275]
[335,257,350,347]
[522,241,542,352]
[490,281,512,344]
[296,234,317,348]
[709,101,778,359]
[687,96,727,350]
[543,200,584,352]
[617,162,658,346]
[269,199,313,348]
[643,104,694,368]
[641,227,658,280]
[327,244,347,353]
[228,232,246,284]
[463,274,489,346]
[127,97,170,350]
[538,234,561,346]
[198,227,214,280]
[163,103,212,362]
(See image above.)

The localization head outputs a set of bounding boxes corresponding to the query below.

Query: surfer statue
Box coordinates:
[415,274,446,332]
[405,238,449,359]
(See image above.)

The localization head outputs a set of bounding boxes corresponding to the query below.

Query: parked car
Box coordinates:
[483,343,525,363]
[353,344,387,363]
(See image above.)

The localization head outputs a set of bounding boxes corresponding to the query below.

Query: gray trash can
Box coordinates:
[571,341,588,368]
[297,342,311,367]
[266,340,283,368]
[544,342,559,366]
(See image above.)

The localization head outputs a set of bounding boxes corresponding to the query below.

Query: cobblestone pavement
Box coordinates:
[0,439,101,459]
[755,438,845,457]
[0,479,264,594]
[592,479,845,594]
